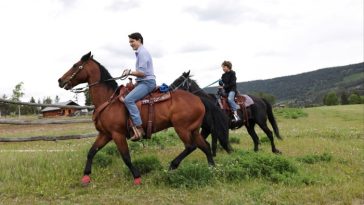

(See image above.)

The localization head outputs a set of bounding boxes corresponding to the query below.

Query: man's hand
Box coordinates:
[122,69,132,77]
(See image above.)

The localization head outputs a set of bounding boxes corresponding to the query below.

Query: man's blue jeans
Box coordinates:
[124,79,156,126]
[228,91,239,111]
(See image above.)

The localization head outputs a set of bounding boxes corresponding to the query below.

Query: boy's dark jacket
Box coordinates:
[220,70,237,93]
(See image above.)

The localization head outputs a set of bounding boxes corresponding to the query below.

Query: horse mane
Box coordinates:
[91,59,118,91]
[187,75,211,99]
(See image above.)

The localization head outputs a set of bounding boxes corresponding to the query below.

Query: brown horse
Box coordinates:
[58,52,214,185]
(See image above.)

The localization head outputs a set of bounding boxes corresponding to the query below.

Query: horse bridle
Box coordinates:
[62,62,87,90]
[170,75,191,91]
[62,60,129,93]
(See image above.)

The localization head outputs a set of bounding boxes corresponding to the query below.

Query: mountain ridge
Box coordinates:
[204,62,364,105]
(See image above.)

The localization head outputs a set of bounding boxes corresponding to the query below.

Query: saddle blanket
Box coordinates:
[241,95,254,107]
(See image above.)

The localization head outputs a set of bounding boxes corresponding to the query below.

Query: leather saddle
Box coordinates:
[119,84,171,139]
[93,83,171,140]
[216,93,254,125]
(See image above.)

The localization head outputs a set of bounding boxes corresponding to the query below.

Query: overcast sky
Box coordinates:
[0,0,362,104]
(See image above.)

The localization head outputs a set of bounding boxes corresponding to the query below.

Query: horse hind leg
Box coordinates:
[172,127,214,168]
[82,134,111,185]
[246,122,260,152]
[169,146,197,170]
[201,128,217,157]
[191,129,215,166]
[257,122,282,154]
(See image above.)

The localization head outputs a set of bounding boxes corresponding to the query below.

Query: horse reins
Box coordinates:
[171,75,220,94]
[64,60,129,93]
[169,75,190,91]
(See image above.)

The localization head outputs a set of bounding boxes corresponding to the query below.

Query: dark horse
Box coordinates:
[170,78,231,157]
[58,52,215,185]
[170,71,282,154]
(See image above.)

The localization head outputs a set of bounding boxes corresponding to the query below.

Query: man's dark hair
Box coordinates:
[128,32,143,44]
[222,61,232,69]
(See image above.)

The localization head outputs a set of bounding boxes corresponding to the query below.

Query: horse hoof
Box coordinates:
[81,175,91,185]
[134,177,142,185]
[274,150,282,154]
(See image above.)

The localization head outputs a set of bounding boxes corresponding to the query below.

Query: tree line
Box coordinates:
[0,82,70,117]
[323,90,364,106]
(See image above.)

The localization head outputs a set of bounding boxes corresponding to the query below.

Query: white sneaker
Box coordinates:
[233,113,241,122]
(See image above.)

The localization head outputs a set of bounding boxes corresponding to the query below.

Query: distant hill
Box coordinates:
[204,62,364,105]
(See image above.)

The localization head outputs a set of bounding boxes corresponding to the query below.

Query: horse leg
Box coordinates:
[169,145,197,170]
[169,129,213,169]
[191,129,215,166]
[246,122,261,152]
[257,122,282,154]
[171,127,214,168]
[112,132,142,185]
[201,128,216,157]
[82,134,111,185]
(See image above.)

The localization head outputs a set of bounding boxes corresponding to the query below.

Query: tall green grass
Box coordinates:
[0,105,363,204]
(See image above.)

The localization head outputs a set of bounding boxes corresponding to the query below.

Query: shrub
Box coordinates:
[260,136,270,143]
[93,152,113,168]
[348,93,362,104]
[274,108,308,119]
[323,91,339,106]
[143,130,179,148]
[217,151,298,183]
[157,162,214,188]
[126,155,162,175]
[296,153,332,164]
[102,144,119,156]
[229,136,240,144]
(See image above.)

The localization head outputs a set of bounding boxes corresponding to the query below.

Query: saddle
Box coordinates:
[217,93,254,125]
[92,83,171,140]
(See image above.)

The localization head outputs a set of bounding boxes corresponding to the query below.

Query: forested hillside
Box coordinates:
[205,62,364,106]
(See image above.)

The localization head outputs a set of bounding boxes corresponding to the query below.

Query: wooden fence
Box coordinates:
[0,98,96,142]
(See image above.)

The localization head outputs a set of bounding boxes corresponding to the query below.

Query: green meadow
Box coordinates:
[0,105,363,205]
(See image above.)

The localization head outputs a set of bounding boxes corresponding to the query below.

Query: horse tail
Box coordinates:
[200,97,232,153]
[262,98,282,140]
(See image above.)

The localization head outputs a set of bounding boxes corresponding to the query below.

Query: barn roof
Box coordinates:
[41,100,80,112]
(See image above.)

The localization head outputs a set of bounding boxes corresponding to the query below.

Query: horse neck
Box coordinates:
[86,65,115,108]
[190,83,210,98]
[89,84,115,108]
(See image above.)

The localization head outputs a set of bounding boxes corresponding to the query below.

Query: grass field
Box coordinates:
[0,105,363,205]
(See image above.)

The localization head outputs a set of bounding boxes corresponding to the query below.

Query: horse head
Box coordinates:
[58,51,94,90]
[169,70,193,91]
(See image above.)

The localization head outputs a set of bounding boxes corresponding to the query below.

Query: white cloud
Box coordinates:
[0,0,362,104]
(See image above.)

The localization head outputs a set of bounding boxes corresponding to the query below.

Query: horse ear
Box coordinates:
[81,51,92,62]
[91,55,94,59]
[183,70,190,77]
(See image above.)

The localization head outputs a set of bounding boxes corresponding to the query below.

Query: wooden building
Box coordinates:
[41,100,81,118]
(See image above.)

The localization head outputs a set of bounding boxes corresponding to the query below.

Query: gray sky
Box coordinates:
[0,0,363,104]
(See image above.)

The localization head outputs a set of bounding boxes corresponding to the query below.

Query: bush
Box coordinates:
[323,91,339,106]
[229,136,240,144]
[93,152,113,168]
[216,151,298,183]
[102,144,119,156]
[348,93,362,104]
[143,130,179,148]
[125,155,162,175]
[274,108,308,119]
[157,162,214,188]
[296,153,332,164]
